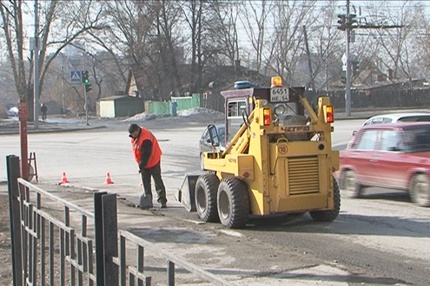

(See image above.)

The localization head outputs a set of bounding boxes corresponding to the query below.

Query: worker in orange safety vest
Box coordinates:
[129,123,167,209]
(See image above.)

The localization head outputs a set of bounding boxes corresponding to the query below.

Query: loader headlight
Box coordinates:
[274,104,286,115]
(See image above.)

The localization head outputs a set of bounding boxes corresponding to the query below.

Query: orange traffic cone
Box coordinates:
[59,172,69,185]
[104,172,114,184]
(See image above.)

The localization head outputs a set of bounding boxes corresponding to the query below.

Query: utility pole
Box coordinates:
[345,0,352,116]
[20,0,39,179]
[33,0,40,128]
[336,2,353,116]
[62,66,65,114]
[84,86,89,126]
[303,25,316,92]
[337,0,403,116]
[82,70,91,126]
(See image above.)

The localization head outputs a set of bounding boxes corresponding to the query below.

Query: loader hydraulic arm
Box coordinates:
[299,95,318,123]
[222,108,255,157]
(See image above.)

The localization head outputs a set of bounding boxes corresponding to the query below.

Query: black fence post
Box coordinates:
[94,191,107,286]
[102,193,118,285]
[7,155,23,286]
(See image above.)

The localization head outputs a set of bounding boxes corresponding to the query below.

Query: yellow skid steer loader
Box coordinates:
[177,76,340,228]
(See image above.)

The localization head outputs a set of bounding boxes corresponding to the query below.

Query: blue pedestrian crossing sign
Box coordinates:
[70,70,82,85]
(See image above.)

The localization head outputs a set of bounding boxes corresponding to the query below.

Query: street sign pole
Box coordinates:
[33,0,40,129]
[84,85,89,126]
[345,0,352,117]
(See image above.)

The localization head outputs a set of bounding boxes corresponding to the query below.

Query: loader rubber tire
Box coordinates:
[310,177,340,222]
[195,174,220,222]
[217,177,250,228]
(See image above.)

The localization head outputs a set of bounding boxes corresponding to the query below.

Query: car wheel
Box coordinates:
[409,174,430,207]
[342,170,363,198]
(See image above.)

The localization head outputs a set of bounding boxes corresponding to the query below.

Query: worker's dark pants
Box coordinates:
[140,161,167,204]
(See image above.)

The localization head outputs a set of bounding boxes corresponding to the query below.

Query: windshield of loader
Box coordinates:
[268,76,307,126]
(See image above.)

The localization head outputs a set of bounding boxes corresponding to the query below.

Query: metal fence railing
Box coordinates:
[6,155,235,286]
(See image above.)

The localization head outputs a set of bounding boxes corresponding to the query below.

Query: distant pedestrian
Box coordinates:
[128,123,167,209]
[41,104,47,121]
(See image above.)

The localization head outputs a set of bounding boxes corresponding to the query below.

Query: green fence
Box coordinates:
[145,94,200,116]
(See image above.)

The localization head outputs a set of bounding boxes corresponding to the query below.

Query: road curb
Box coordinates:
[0,125,106,135]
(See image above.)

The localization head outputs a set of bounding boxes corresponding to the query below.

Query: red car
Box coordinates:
[339,122,430,207]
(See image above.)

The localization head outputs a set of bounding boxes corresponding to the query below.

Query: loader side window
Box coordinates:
[226,99,248,143]
[228,100,247,117]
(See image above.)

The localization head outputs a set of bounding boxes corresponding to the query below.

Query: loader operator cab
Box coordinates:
[221,76,308,146]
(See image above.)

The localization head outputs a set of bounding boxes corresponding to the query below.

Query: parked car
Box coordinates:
[347,113,430,148]
[199,124,225,170]
[339,122,430,206]
[7,106,19,116]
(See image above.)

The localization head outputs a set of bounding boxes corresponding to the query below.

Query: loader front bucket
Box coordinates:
[176,173,202,212]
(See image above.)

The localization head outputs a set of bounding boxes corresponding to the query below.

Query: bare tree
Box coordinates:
[153,0,184,97]
[0,0,105,106]
[307,2,344,90]
[94,0,185,101]
[180,0,204,93]
[0,0,28,101]
[417,17,430,79]
[239,0,275,73]
[204,1,241,66]
[92,1,157,93]
[265,0,318,85]
[358,1,425,81]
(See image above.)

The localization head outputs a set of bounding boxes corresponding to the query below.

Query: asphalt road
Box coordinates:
[1,115,429,285]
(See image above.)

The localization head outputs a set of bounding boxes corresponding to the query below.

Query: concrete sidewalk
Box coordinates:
[0,116,107,135]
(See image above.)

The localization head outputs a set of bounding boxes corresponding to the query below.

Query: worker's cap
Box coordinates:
[128,124,140,137]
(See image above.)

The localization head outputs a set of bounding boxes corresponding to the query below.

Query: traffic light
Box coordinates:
[341,75,346,84]
[82,70,92,92]
[82,70,89,84]
[337,14,346,31]
[338,14,358,30]
[85,83,92,92]
[352,61,360,76]
[348,14,357,29]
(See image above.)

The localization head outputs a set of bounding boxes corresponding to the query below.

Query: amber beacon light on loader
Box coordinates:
[177,76,340,228]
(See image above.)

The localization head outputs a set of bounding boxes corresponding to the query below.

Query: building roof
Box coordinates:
[98,95,144,101]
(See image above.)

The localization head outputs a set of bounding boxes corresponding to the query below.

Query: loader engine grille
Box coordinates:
[287,156,319,194]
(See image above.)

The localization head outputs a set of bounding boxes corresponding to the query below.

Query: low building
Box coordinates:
[97,95,144,118]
